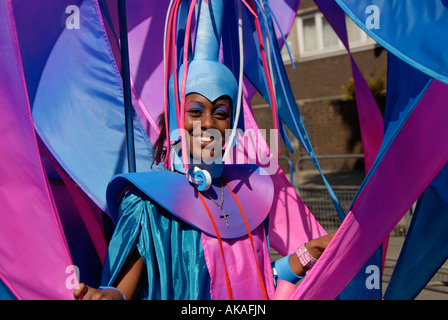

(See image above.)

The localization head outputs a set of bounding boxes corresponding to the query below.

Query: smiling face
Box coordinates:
[184,93,231,162]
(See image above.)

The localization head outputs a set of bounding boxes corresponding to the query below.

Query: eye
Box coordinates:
[213,105,230,120]
[185,103,204,117]
[187,108,202,116]
[214,112,229,120]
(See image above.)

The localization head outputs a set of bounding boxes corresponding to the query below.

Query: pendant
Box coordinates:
[219,211,230,228]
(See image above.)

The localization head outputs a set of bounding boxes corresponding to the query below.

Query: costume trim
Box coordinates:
[196,185,233,299]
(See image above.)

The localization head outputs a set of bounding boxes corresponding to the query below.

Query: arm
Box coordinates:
[289,232,335,276]
[114,249,145,299]
[73,187,151,300]
[272,232,335,286]
[73,250,145,300]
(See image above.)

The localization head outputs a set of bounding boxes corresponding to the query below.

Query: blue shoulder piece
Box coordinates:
[106,165,273,239]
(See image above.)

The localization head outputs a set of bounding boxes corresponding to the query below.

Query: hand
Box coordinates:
[73,283,125,300]
[305,232,335,260]
[288,232,336,276]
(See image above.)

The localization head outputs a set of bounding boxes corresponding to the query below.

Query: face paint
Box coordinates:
[213,104,231,120]
[185,102,204,113]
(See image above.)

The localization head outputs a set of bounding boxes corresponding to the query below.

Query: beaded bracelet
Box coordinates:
[296,243,317,270]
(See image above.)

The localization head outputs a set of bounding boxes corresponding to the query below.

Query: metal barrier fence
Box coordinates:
[293,154,412,236]
[296,185,412,236]
[296,185,356,234]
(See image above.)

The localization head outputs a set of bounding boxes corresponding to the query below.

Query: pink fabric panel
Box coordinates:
[268,172,327,256]
[0,0,75,300]
[202,225,275,300]
[239,94,327,256]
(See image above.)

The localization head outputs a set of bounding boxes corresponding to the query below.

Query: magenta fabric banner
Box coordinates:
[0,0,75,300]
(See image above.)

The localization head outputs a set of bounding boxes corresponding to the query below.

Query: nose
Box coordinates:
[200,112,215,130]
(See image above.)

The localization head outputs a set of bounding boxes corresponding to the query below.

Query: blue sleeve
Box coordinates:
[271,254,304,286]
[100,190,146,290]
[101,190,211,299]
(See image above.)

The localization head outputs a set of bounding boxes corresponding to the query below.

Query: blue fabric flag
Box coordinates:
[335,0,448,85]
[13,0,160,213]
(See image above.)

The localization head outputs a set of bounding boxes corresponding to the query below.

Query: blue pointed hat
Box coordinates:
[168,0,239,141]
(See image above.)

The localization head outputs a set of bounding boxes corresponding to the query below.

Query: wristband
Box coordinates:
[296,243,317,270]
[99,286,126,300]
[271,253,304,286]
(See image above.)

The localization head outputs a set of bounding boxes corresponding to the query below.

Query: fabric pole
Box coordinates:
[118,0,136,173]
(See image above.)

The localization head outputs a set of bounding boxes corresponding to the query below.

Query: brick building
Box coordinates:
[251,0,387,176]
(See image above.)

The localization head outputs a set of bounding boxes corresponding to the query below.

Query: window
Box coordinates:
[281,10,377,63]
[302,16,318,51]
[280,17,299,62]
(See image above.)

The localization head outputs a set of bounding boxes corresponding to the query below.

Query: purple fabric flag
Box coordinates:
[290,79,448,300]
[15,0,157,212]
[0,0,75,300]
[383,54,446,300]
[97,0,171,144]
[315,0,383,172]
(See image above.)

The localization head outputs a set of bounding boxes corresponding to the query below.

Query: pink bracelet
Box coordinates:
[296,243,317,269]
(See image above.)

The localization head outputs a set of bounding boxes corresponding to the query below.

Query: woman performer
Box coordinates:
[74,0,333,300]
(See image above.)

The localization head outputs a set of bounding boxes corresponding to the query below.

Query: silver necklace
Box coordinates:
[204,178,230,228]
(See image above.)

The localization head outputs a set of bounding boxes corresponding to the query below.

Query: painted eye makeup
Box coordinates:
[185,102,204,114]
[213,104,230,119]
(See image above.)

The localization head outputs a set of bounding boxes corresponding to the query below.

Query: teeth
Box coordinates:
[195,136,213,142]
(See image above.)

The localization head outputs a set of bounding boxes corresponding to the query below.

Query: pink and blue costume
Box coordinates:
[100,0,303,299]
[4,0,448,300]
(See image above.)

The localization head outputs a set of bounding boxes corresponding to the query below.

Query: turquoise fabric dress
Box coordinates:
[101,189,211,299]
[99,165,301,299]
